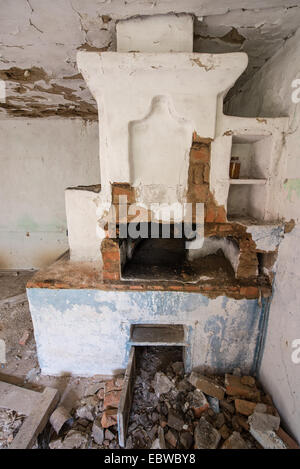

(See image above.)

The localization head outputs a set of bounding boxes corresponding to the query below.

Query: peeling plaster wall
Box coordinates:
[27,287,264,377]
[0,118,99,268]
[1,1,300,118]
[228,27,300,443]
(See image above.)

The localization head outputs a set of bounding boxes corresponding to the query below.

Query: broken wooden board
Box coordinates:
[0,381,39,416]
[0,292,28,307]
[0,379,59,449]
[117,346,136,448]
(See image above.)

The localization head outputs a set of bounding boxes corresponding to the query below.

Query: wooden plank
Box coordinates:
[0,292,28,307]
[0,381,38,416]
[118,346,136,448]
[10,387,59,449]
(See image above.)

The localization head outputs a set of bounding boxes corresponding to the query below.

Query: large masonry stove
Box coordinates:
[27,14,288,377]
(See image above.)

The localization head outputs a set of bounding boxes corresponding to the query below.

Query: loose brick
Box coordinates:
[105,378,124,393]
[235,399,256,416]
[103,390,122,410]
[101,408,118,428]
[189,372,225,400]
[225,374,261,401]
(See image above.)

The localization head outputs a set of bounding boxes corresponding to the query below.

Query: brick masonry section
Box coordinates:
[101,238,122,281]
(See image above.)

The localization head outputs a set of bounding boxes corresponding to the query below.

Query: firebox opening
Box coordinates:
[121,223,239,283]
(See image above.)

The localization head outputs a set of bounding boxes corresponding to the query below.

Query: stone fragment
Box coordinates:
[255,403,267,413]
[249,429,287,449]
[101,408,118,428]
[249,412,286,449]
[221,431,248,449]
[214,413,225,429]
[235,399,256,416]
[194,417,221,449]
[232,415,241,431]
[49,438,63,449]
[225,374,261,401]
[151,427,166,449]
[97,388,105,400]
[189,372,225,400]
[153,372,173,397]
[219,424,230,440]
[207,396,219,413]
[165,429,178,448]
[180,431,193,449]
[76,404,94,421]
[105,429,115,441]
[177,379,192,393]
[171,362,184,376]
[92,416,104,445]
[220,399,235,414]
[188,390,209,418]
[168,410,184,431]
[61,430,88,449]
[248,412,280,432]
[84,381,104,397]
[236,414,249,431]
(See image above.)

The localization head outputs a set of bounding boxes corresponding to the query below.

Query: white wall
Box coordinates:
[0,118,99,268]
[228,27,300,443]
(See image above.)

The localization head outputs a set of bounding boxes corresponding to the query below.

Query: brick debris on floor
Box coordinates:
[43,347,298,450]
[0,408,25,448]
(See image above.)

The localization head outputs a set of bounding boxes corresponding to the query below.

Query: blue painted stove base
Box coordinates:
[27,287,268,377]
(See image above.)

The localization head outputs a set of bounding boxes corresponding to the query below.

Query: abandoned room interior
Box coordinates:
[0,0,300,451]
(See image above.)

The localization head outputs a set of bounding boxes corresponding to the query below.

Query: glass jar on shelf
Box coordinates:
[229,156,241,179]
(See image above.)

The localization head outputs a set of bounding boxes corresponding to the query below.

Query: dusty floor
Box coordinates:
[0,270,108,410]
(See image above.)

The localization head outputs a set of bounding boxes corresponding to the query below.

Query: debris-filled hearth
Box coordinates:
[42,347,296,450]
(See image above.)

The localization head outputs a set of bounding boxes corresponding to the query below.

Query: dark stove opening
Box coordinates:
[120,222,238,283]
[127,345,184,449]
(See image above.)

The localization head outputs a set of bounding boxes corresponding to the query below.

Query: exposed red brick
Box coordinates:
[234,399,256,416]
[205,206,216,223]
[103,390,122,409]
[193,184,209,202]
[240,286,259,298]
[102,250,120,262]
[101,409,118,428]
[103,271,120,281]
[112,182,135,204]
[215,206,227,223]
[190,146,210,163]
[192,165,204,185]
[225,375,261,401]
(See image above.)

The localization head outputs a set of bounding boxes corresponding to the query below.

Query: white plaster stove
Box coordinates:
[27,14,288,377]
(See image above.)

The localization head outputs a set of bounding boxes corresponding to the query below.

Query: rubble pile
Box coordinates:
[0,409,25,448]
[48,377,123,449]
[47,347,297,450]
[125,347,294,450]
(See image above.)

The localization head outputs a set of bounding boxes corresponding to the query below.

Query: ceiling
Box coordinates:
[0,0,299,119]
